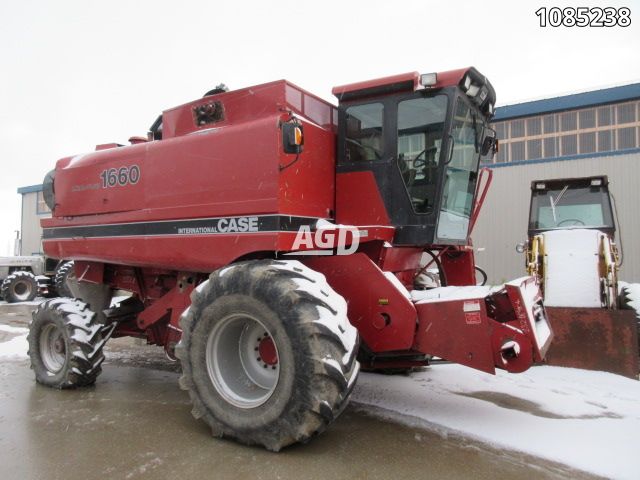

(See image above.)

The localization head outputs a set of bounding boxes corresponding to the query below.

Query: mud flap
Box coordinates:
[543,307,639,379]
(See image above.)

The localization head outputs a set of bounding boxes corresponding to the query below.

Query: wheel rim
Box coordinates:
[206,313,280,409]
[13,280,33,301]
[39,323,66,373]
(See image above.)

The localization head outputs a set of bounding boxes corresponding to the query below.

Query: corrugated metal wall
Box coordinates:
[472,151,640,284]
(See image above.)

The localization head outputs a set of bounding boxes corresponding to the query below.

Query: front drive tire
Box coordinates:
[176,260,360,451]
[28,298,115,388]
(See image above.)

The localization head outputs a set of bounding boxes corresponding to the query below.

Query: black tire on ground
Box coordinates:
[54,261,75,298]
[28,298,115,388]
[176,259,360,451]
[1,271,39,303]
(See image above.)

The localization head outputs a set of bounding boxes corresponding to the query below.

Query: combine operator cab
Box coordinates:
[319,68,550,374]
[333,68,497,246]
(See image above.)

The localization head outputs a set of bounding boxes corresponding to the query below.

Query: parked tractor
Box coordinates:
[29,68,552,450]
[0,256,73,302]
[520,176,639,377]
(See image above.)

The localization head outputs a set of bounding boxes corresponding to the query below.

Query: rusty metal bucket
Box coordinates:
[542,307,639,379]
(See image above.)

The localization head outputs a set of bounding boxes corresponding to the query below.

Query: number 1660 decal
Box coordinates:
[100,165,141,188]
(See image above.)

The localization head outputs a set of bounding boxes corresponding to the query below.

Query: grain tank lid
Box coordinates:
[160,80,337,138]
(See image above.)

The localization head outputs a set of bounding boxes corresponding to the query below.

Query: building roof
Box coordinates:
[493,83,640,121]
[17,184,43,194]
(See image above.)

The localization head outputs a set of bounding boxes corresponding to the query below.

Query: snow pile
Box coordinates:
[110,295,131,306]
[0,324,28,360]
[542,229,603,307]
[411,285,498,304]
[0,324,29,335]
[352,365,640,479]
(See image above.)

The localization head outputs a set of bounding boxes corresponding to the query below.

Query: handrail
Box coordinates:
[468,167,493,236]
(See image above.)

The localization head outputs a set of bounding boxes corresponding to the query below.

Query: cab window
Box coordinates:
[397,95,447,213]
[437,98,482,240]
[345,103,384,162]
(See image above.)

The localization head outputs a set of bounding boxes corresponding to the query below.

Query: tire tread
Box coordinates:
[176,259,359,451]
[28,298,113,388]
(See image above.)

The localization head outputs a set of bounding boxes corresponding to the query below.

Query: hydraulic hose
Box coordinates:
[422,249,448,287]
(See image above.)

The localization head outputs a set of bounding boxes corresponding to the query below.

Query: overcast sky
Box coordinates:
[1,0,638,255]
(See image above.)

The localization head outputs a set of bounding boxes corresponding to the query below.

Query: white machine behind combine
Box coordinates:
[520,175,639,378]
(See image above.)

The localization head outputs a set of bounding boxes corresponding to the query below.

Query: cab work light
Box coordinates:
[420,72,437,87]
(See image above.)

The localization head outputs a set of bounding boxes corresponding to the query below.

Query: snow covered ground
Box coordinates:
[352,365,639,480]
[0,298,45,308]
[0,324,28,360]
[1,315,638,479]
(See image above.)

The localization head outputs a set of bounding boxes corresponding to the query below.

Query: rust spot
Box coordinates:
[543,307,639,379]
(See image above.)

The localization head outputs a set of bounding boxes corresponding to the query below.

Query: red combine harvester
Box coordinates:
[29,68,552,450]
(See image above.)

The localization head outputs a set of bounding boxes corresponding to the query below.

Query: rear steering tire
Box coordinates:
[176,259,360,451]
[28,298,115,388]
[1,271,39,303]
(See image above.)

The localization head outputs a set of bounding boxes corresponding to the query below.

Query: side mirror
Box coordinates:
[515,242,526,253]
[481,128,498,157]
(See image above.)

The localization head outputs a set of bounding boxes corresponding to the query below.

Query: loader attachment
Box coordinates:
[413,277,552,374]
[543,307,639,379]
